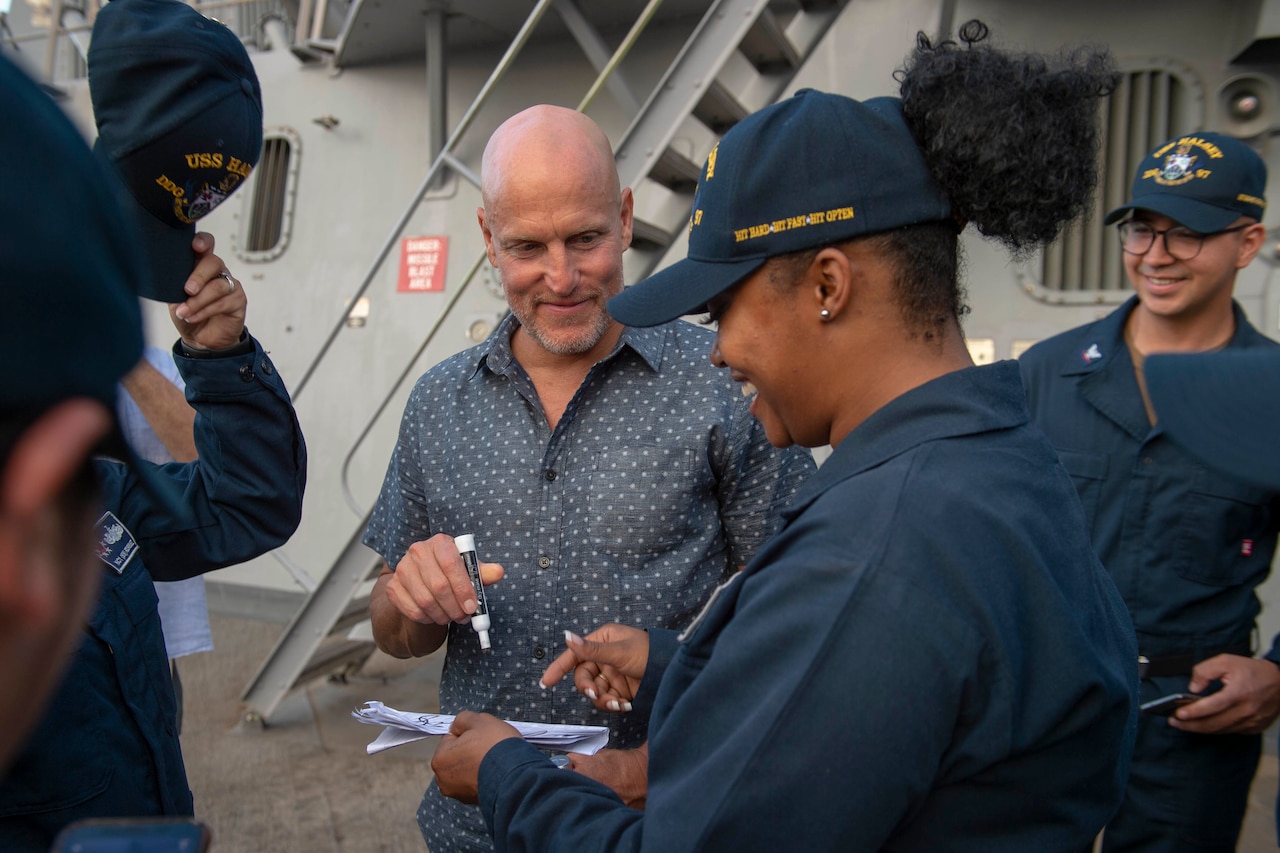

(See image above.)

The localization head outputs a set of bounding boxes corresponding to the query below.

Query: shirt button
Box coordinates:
[545,469,557,481]
[537,556,551,569]
[260,358,274,376]
[239,364,255,382]
[1143,457,1153,465]
[533,647,546,660]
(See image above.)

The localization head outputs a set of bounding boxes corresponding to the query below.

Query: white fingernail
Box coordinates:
[586,688,597,700]
[607,700,619,711]
[538,680,548,690]
[622,702,633,712]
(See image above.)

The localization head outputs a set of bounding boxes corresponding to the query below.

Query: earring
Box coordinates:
[820,309,832,321]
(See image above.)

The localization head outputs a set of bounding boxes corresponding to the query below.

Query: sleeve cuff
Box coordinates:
[178,328,253,359]
[632,628,679,719]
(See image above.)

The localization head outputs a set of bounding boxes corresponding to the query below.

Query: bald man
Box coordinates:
[364,105,815,851]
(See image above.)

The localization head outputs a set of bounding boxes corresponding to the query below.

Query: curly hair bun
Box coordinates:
[897,20,1118,254]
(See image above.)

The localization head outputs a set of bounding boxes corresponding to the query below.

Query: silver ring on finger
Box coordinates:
[219,270,236,292]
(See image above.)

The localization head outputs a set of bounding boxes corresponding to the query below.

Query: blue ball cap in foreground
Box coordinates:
[0,54,144,414]
[608,89,951,328]
[1145,348,1280,490]
[1,53,189,518]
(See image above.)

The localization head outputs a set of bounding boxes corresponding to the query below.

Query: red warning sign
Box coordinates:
[398,236,448,292]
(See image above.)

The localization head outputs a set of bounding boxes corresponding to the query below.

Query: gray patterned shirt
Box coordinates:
[363,314,813,852]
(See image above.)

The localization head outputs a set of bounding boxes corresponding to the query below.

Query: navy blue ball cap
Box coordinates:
[89,0,263,303]
[1146,348,1280,491]
[1103,132,1267,233]
[0,54,188,516]
[609,89,952,328]
[0,54,143,414]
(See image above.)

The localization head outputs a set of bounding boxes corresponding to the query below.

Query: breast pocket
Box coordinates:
[587,444,708,560]
[1055,448,1107,528]
[1173,473,1274,587]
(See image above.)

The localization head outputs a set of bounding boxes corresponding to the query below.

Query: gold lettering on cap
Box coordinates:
[156,174,185,199]
[731,204,855,243]
[184,153,225,169]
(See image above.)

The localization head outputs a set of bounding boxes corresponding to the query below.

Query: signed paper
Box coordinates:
[352,701,610,756]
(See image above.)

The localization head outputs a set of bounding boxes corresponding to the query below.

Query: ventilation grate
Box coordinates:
[1029,62,1204,303]
[241,129,300,261]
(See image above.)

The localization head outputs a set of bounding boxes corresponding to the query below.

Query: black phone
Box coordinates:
[51,818,211,852]
[1140,692,1202,716]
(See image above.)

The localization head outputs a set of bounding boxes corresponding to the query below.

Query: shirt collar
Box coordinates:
[468,314,669,380]
[1060,296,1269,378]
[783,361,1029,520]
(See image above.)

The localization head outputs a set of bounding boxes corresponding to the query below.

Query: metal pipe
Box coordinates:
[262,15,290,52]
[425,6,446,190]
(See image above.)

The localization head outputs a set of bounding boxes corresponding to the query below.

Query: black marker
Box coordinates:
[455,534,491,651]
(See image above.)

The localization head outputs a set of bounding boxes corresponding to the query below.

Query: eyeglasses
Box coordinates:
[1117,220,1251,261]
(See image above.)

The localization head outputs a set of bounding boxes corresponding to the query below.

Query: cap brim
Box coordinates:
[92,140,196,304]
[128,206,197,304]
[1103,195,1244,233]
[608,255,766,327]
[1145,349,1280,490]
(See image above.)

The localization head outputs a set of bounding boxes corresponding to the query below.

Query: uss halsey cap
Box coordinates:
[608,89,952,327]
[89,0,263,303]
[1103,131,1266,233]
[1145,349,1280,491]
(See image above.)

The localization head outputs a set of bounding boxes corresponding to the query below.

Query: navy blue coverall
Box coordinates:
[1021,296,1280,850]
[0,335,306,851]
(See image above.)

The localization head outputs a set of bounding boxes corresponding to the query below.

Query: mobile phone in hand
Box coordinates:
[1140,692,1202,716]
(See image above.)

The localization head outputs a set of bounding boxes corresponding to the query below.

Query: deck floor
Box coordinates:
[178,613,1280,852]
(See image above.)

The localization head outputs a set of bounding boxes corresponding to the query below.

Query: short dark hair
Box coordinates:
[765,222,963,342]
[865,223,966,342]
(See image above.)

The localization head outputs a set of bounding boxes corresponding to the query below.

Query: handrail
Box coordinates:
[576,0,664,112]
[337,251,488,515]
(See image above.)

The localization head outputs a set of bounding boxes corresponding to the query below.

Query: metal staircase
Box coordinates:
[236,0,850,724]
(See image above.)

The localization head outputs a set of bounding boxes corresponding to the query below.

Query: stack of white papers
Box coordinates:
[352,701,610,756]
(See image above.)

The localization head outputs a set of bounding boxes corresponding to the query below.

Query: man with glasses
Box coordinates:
[1021,131,1280,851]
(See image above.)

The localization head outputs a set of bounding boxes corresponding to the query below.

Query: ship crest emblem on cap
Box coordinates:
[184,184,231,223]
[1159,143,1198,185]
